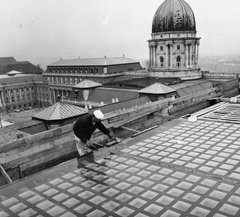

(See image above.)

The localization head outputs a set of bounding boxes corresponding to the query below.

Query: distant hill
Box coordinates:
[199,56,240,74]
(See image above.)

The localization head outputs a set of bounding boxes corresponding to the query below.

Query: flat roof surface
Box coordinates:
[49,57,139,67]
[0,104,240,216]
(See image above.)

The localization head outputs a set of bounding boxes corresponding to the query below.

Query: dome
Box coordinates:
[152,0,196,33]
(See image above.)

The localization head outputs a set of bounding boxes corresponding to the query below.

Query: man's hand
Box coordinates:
[108,132,116,140]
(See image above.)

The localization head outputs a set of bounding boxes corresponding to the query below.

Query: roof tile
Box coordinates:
[32,102,87,120]
[73,79,102,89]
[139,82,175,94]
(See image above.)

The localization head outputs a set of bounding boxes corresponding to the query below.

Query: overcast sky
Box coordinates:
[0,0,240,69]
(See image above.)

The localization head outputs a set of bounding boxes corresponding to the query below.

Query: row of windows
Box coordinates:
[159,55,195,68]
[5,90,48,104]
[13,103,33,110]
[159,45,181,51]
[48,67,99,74]
[47,77,83,85]
[159,44,195,52]
[6,95,34,104]
[4,86,33,94]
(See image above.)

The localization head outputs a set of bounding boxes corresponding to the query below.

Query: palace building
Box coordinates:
[43,56,142,104]
[0,72,50,113]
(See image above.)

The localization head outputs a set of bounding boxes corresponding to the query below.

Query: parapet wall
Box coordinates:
[0,80,238,187]
[0,123,75,185]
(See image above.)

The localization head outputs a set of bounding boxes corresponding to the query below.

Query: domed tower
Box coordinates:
[148,0,201,80]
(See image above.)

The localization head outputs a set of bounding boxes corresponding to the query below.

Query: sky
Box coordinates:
[0,0,240,69]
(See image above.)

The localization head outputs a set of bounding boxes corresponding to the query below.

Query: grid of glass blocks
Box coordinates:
[122,120,240,182]
[0,155,239,217]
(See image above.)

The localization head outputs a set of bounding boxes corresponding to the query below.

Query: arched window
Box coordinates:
[160,56,164,67]
[192,55,195,65]
[177,56,181,67]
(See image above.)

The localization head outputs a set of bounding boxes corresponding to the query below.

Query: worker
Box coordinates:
[73,109,115,159]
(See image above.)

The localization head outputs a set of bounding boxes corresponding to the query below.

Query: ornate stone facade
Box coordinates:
[148,0,201,80]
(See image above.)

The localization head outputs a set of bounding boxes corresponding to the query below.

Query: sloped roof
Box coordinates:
[73,79,102,89]
[2,62,43,74]
[0,74,46,85]
[49,57,139,67]
[32,102,88,121]
[97,96,152,114]
[88,87,139,104]
[139,82,176,94]
[108,77,181,89]
[0,57,18,66]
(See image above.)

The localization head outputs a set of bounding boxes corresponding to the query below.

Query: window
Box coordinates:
[160,46,163,51]
[192,55,195,65]
[177,45,181,50]
[160,56,164,67]
[177,56,181,67]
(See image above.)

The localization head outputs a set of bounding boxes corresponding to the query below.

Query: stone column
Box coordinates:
[0,91,2,107]
[49,89,53,104]
[189,43,193,67]
[53,89,56,103]
[152,46,155,67]
[165,43,169,68]
[19,88,23,100]
[169,42,173,68]
[29,87,33,101]
[152,45,155,67]
[14,89,17,103]
[8,90,11,104]
[185,43,189,68]
[149,45,152,68]
[24,88,27,101]
[196,41,200,65]
[1,91,6,106]
[155,45,158,67]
